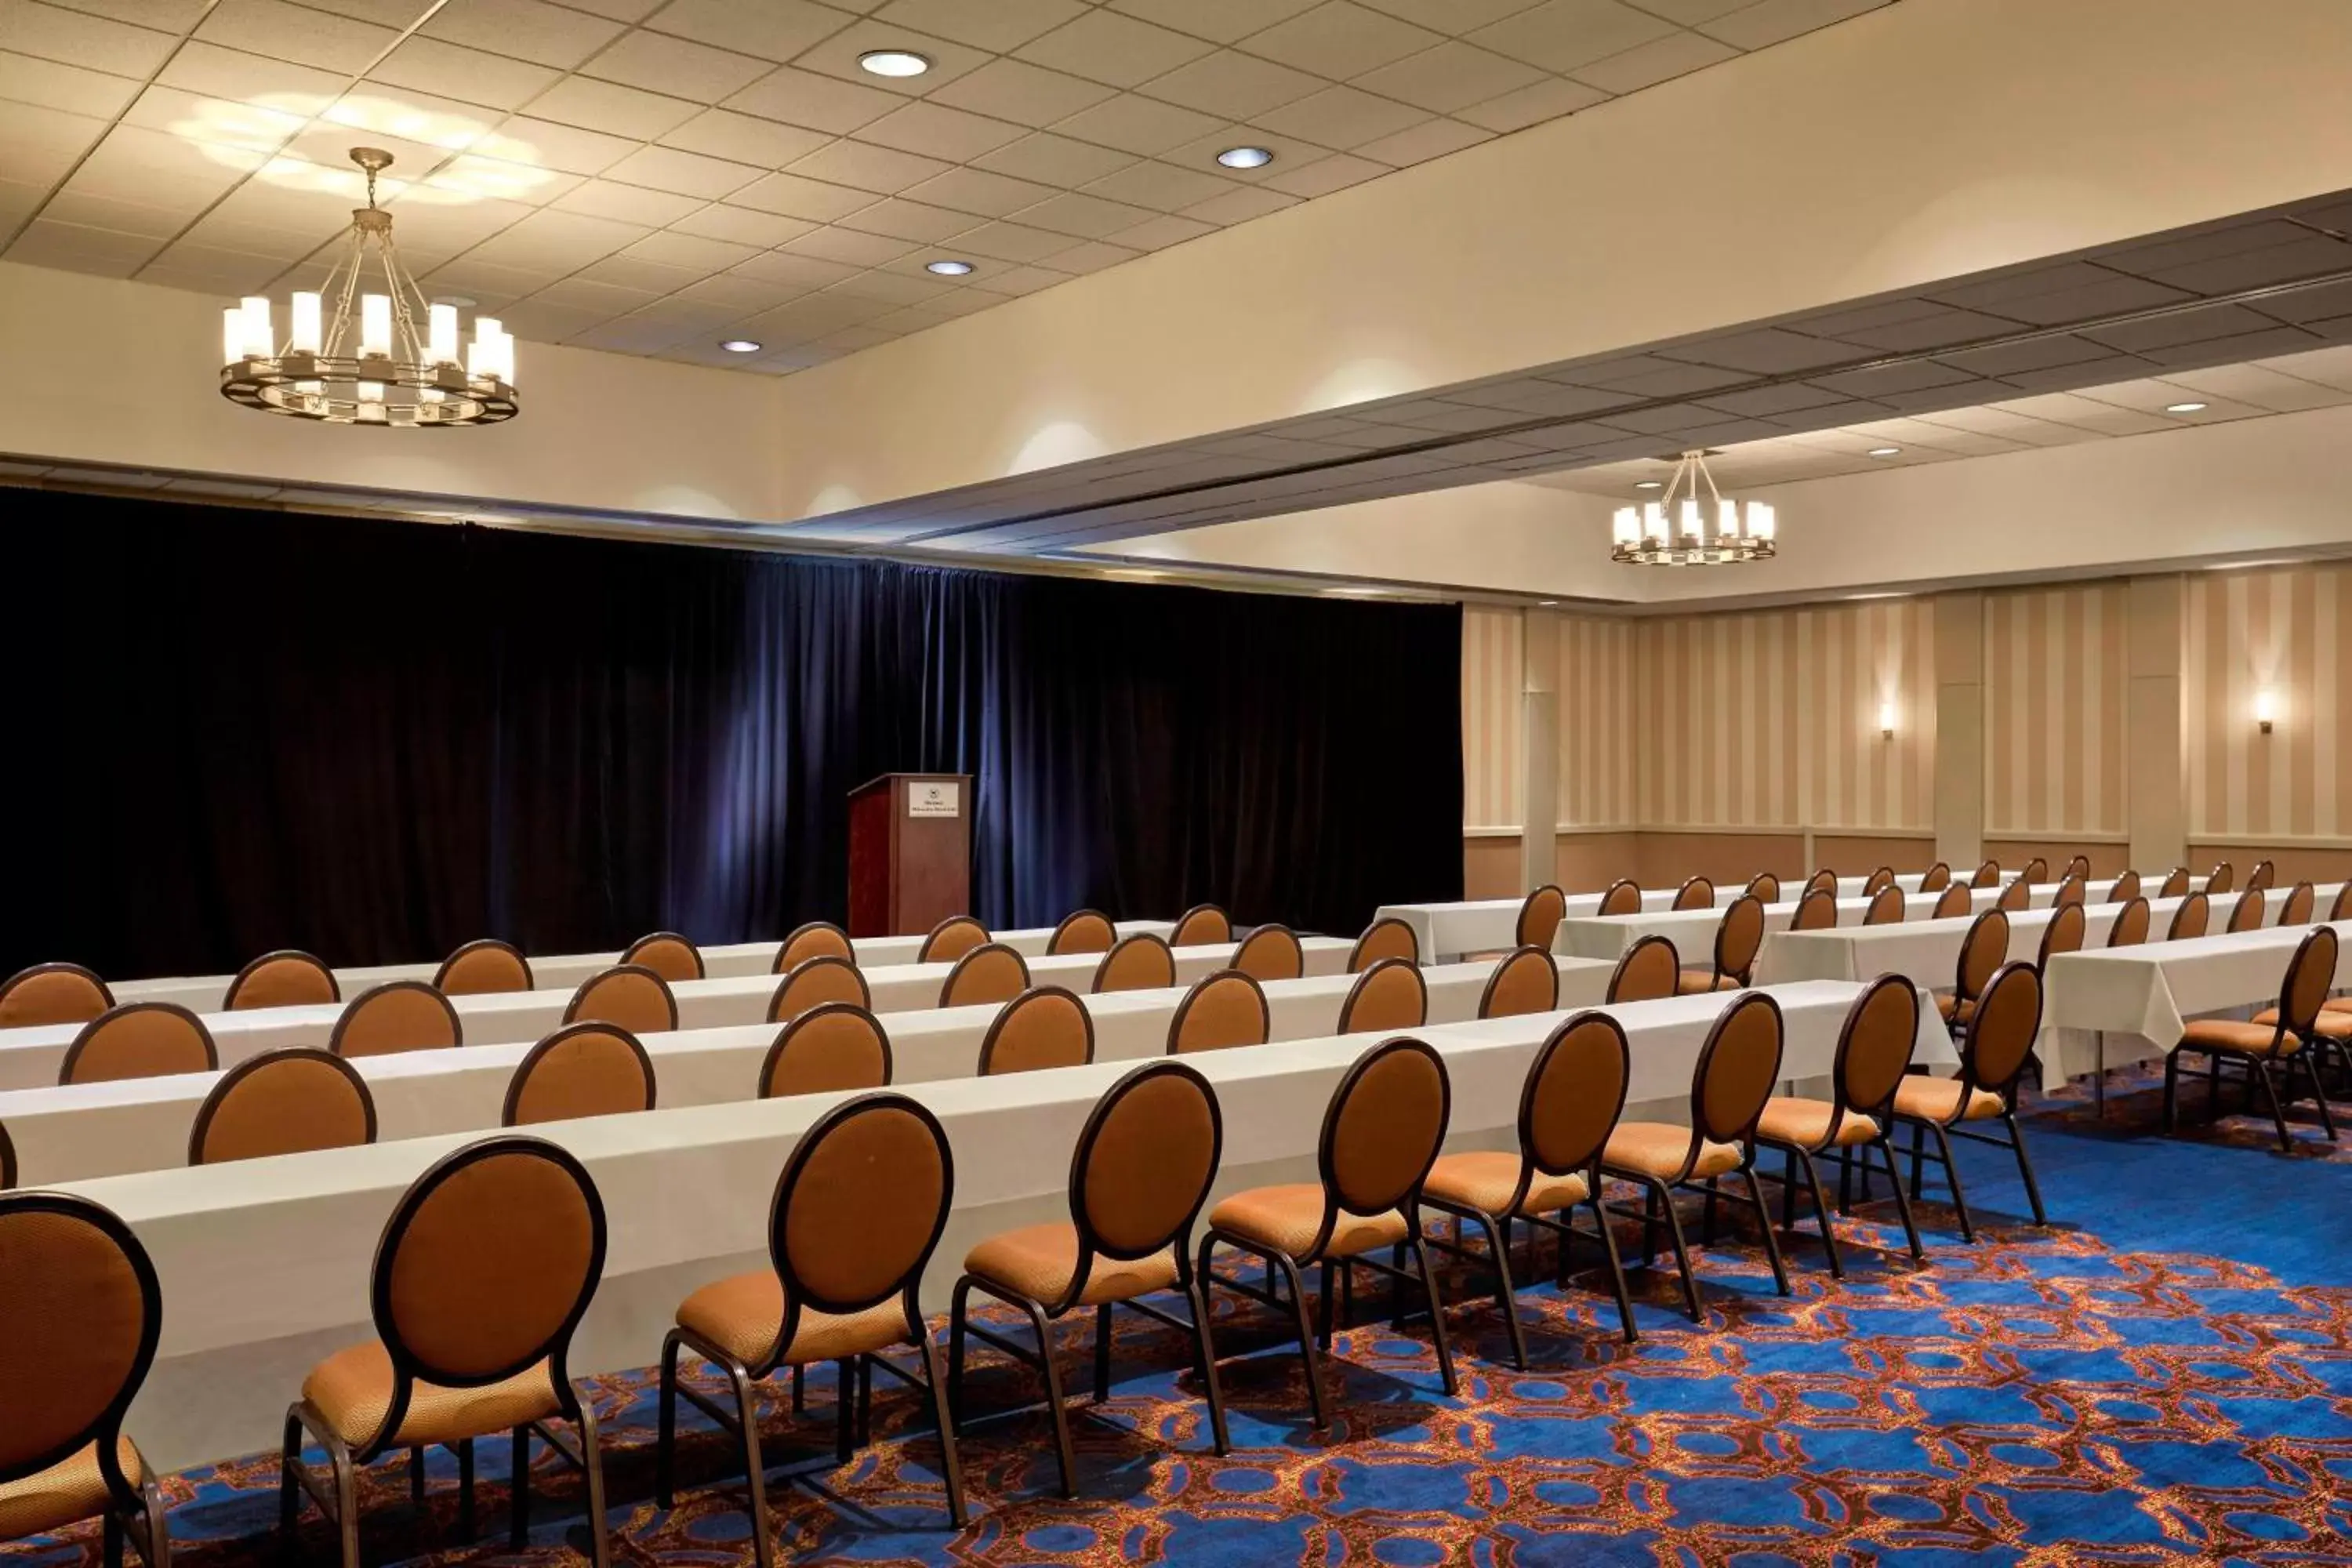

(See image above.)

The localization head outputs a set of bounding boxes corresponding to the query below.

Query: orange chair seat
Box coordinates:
[1602,1122,1740,1181]
[962,1222,1178,1306]
[2251,1005,2352,1033]
[1890,1077,2004,1123]
[302,1341,561,1450]
[1675,971,1740,995]
[1420,1151,1588,1218]
[676,1271,911,1368]
[1207,1184,1407,1261]
[1936,995,1980,1026]
[0,1436,143,1537]
[1755,1097,1880,1150]
[2177,1018,2300,1058]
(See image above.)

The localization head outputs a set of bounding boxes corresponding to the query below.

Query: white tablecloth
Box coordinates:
[64,977,1951,1470]
[107,921,1181,1012]
[1552,889,2007,964]
[0,938,1353,1091]
[1377,889,1722,957]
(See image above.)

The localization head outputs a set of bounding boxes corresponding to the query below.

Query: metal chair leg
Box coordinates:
[1093,1301,1115,1403]
[455,1439,474,1541]
[1650,1178,1703,1322]
[1871,1138,1926,1263]
[508,1427,529,1550]
[2299,1051,2339,1140]
[1015,1297,1078,1500]
[1794,1147,1842,1279]
[1588,1193,1639,1345]
[1405,1229,1458,1396]
[1184,1276,1232,1455]
[916,1333,969,1528]
[655,1332,681,1509]
[2163,1050,2182,1131]
[1926,1121,1976,1242]
[2252,1058,2294,1151]
[1469,1207,1528,1371]
[726,1362,776,1568]
[1269,1248,1330,1429]
[946,1279,971,1430]
[2003,1112,2049,1223]
[1740,1167,1791,1295]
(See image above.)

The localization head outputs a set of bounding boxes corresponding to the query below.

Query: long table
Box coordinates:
[1552,888,2009,964]
[0,938,1354,1091]
[108,920,1181,1012]
[0,955,1620,1186]
[65,977,1955,1470]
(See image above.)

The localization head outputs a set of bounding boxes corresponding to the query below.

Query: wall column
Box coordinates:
[1934,592,1985,869]
[2126,575,2187,871]
[1520,611,1560,892]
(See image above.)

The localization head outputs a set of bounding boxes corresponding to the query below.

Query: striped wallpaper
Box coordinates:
[1556,614,1637,827]
[2184,563,2352,840]
[1461,605,1523,829]
[1982,584,2129,837]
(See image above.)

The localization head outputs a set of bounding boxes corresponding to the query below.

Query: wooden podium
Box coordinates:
[847,773,972,937]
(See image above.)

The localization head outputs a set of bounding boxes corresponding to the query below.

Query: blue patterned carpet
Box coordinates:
[9,1067,2351,1568]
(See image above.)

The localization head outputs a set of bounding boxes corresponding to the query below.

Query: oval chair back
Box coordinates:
[1995,877,2031,912]
[1862,866,1896,898]
[1712,895,1766,985]
[2107,896,2152,948]
[1955,909,2009,1003]
[0,1122,12,1190]
[621,931,702,983]
[942,943,1029,1007]
[2333,884,2352,922]
[1955,962,2042,1105]
[2110,869,2142,904]
[60,1002,217,1085]
[2052,874,2086,909]
[2207,860,2235,895]
[919,916,990,964]
[359,1137,605,1459]
[1832,975,1921,1129]
[0,962,113,1029]
[2168,892,2211,940]
[1232,924,1305,982]
[1790,887,1838,931]
[760,1004,892,1098]
[774,921,854,972]
[1515,884,1569,946]
[2021,857,2049,884]
[2036,901,2087,970]
[1605,935,1679,1004]
[1169,905,1231,947]
[1690,992,1785,1154]
[1319,1038,1451,1231]
[1337,958,1426,1035]
[564,964,677,1035]
[1064,1062,1222,1306]
[189,1048,375,1164]
[977,987,1094,1076]
[1519,1012,1630,1186]
[768,955,870,1023]
[1803,869,1837,898]
[766,1094,951,1365]
[1094,933,1177,993]
[1918,862,1951,893]
[2066,855,2092,880]
[1671,877,1714,912]
[2159,867,2192,898]
[1972,860,2002,888]
[434,938,533,996]
[1745,872,1781,903]
[1167,971,1269,1055]
[2227,889,2267,933]
[503,1024,656,1126]
[2248,859,2277,891]
[1479,946,1558,1019]
[2270,924,2341,1038]
[1597,879,1642,916]
[2280,881,2317,926]
[1047,910,1116,956]
[1348,917,1419,972]
[1864,885,1906,926]
[330,981,463,1058]
[1933,884,1974,919]
[225,949,339,1011]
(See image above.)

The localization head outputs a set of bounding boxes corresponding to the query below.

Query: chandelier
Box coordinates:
[218,147,516,428]
[1610,449,1774,565]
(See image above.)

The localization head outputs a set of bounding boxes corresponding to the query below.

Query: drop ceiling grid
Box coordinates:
[0,0,1893,372]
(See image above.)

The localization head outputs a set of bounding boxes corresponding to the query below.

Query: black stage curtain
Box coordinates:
[2,492,1464,977]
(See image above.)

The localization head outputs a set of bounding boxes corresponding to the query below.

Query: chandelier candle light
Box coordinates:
[1610,449,1774,565]
[219,148,517,428]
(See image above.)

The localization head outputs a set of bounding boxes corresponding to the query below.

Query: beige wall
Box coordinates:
[1983,583,2129,839]
[2184,562,2352,842]
[1461,606,1525,831]
[1556,615,1639,830]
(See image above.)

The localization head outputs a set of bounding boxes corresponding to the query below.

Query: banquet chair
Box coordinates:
[1891,962,2048,1239]
[2111,869,2143,904]
[2227,889,2267,933]
[1232,924,1305,982]
[949,1060,1228,1497]
[977,987,1094,1076]
[657,1093,964,1568]
[0,1120,13,1189]
[1862,866,1896,898]
[1918,862,1951,893]
[622,931,704,984]
[565,964,677,1035]
[773,921,853,973]
[2168,892,2212,939]
[0,960,112,1028]
[1939,909,2009,1028]
[2021,857,2049,884]
[1479,946,1559,1018]
[2036,901,2087,970]
[1972,860,2002,888]
[2065,854,2092,881]
[1421,1012,1638,1366]
[2160,867,2193,898]
[1196,1036,1457,1430]
[919,916,990,964]
[760,1004,892,1098]
[434,938,533,996]
[2334,884,2352,921]
[942,943,1030,1007]
[1166,971,1269,1054]
[1170,905,1231,947]
[1746,872,1781,903]
[768,956,869,1023]
[1348,917,1420,972]
[1672,876,1715,911]
[1093,933,1176,993]
[1338,958,1427,1034]
[2207,861,2236,895]
[226,949,339,1011]
[2173,925,2339,1152]
[2248,859,2278,891]
[1864,885,1906,926]
[2280,881,2317,925]
[0,1192,170,1568]
[1755,974,1926,1277]
[2052,874,2087,909]
[283,1136,612,1568]
[503,1024,655,1126]
[190,1047,375,1164]
[1791,888,1838,931]
[1682,895,1766,993]
[1606,935,1679,1004]
[1047,910,1117,956]
[1932,884,1974,918]
[1996,878,2031,912]
[1518,884,1570,946]
[328,981,462,1058]
[1599,992,1791,1321]
[2106,896,2152,948]
[1597,879,1642,916]
[1803,869,1837,898]
[60,1002,217,1085]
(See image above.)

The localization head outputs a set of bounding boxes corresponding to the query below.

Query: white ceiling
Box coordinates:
[0,0,1889,374]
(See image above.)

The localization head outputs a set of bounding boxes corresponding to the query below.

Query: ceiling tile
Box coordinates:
[788,136,948,193]
[779,222,912,265]
[667,201,815,245]
[1570,27,1737,93]
[579,28,773,103]
[422,0,628,69]
[673,270,806,310]
[834,194,975,241]
[498,298,623,340]
[1038,237,1139,274]
[1140,49,1327,121]
[1629,0,1750,21]
[1453,72,1606,131]
[477,116,641,176]
[729,167,873,220]
[1350,39,1547,113]
[1355,0,1552,28]
[561,0,670,20]
[869,0,1087,53]
[1047,92,1221,156]
[1108,0,1323,45]
[528,274,660,314]
[1014,9,1214,89]
[658,106,831,165]
[971,129,1134,183]
[1242,2,1446,79]
[903,162,1062,217]
[194,0,398,72]
[948,219,1074,263]
[928,56,1116,127]
[1256,149,1385,197]
[155,41,345,113]
[119,82,303,154]
[729,247,857,286]
[573,249,700,289]
[1181,182,1298,226]
[368,38,561,111]
[789,18,992,96]
[42,186,190,237]
[1467,0,1677,74]
[0,49,140,118]
[1697,0,1886,51]
[415,254,546,304]
[1254,83,1428,148]
[604,141,764,197]
[723,65,900,133]
[460,205,649,270]
[523,75,702,140]
[1160,125,1337,175]
[1010,188,1156,239]
[1079,158,1235,212]
[642,0,856,61]
[66,122,258,209]
[856,100,1029,161]
[6,216,162,273]
[1103,210,1213,249]
[1349,114,1488,165]
[622,227,759,270]
[42,0,210,31]
[293,0,437,27]
[9,0,177,75]
[828,267,949,303]
[552,176,702,225]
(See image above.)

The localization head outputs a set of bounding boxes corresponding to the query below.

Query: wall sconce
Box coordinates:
[2255,688,2276,735]
[1878,699,1896,739]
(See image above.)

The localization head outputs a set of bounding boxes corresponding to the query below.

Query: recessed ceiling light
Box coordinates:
[1217,146,1274,169]
[719,339,760,353]
[925,259,973,275]
[1868,446,1902,457]
[1537,599,1559,607]
[431,294,475,308]
[858,49,930,78]
[2166,401,2208,413]
[1633,480,1664,490]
